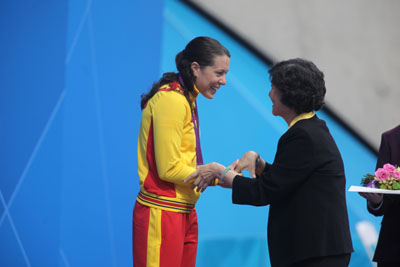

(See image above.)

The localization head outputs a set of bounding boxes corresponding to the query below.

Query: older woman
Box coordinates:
[186,58,353,267]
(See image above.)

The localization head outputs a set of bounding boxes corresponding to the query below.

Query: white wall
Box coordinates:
[191,0,400,148]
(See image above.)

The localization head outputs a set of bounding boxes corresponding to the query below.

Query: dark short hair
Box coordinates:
[268,58,326,114]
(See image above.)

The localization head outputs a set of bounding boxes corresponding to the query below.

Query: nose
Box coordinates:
[219,75,227,85]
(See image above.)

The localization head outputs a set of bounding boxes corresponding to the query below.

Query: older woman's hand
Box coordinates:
[218,159,241,188]
[184,162,225,192]
[234,151,264,178]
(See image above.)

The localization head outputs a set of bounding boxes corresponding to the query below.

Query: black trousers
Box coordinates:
[289,253,351,267]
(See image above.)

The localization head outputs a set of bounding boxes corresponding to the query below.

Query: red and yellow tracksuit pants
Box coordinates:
[132,201,198,267]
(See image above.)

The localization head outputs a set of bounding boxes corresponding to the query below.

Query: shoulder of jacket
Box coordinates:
[148,83,189,109]
[384,124,400,137]
[159,81,185,95]
[283,122,317,142]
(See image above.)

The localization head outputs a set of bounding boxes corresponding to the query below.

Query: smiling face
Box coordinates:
[191,55,230,99]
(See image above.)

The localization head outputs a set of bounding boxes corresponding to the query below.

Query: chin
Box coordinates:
[201,92,215,99]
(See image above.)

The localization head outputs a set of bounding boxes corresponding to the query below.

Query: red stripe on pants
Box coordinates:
[132,201,150,266]
[132,201,198,267]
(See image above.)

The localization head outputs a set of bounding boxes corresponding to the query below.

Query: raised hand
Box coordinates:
[234,151,259,178]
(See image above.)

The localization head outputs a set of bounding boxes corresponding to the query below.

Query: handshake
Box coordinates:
[184,151,264,192]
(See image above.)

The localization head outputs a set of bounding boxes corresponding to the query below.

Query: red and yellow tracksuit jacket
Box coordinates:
[136,81,201,213]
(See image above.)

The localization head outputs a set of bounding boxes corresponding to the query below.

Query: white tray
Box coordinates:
[348,185,400,194]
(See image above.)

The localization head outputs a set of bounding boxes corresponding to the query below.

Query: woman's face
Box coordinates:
[191,55,230,99]
[269,85,293,118]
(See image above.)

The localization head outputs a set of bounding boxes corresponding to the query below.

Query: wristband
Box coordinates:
[220,167,231,182]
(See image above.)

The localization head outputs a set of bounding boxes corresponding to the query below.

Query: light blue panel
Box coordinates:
[197,236,268,266]
[61,0,164,266]
[163,1,379,266]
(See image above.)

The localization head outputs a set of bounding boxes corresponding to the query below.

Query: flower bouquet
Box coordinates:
[361,163,400,190]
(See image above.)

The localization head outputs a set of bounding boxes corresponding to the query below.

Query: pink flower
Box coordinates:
[392,170,400,180]
[383,163,396,173]
[375,168,390,181]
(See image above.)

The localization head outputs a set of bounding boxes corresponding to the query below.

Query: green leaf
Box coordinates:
[380,184,388,189]
[393,182,400,190]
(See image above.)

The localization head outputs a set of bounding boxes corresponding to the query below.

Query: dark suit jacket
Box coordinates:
[232,115,353,267]
[368,124,400,263]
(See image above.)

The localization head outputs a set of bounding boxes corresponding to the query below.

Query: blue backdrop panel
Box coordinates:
[60,0,163,266]
[1,0,163,266]
[0,1,67,203]
[162,1,380,266]
[0,0,67,266]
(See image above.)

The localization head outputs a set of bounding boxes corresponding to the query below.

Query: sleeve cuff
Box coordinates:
[368,200,383,210]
